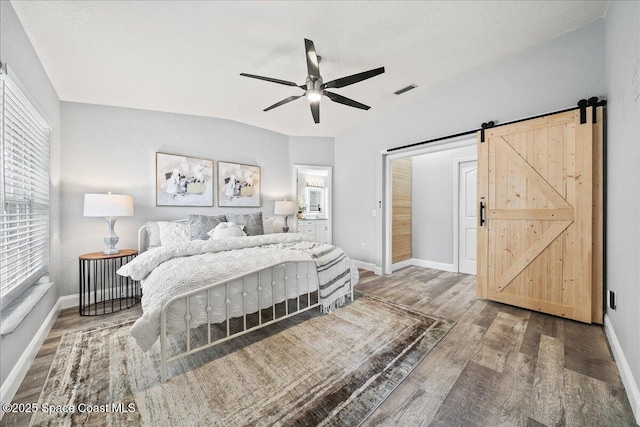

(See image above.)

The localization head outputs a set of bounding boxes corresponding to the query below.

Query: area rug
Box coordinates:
[30,293,454,427]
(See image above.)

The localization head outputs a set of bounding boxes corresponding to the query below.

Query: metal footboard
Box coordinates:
[159,260,340,382]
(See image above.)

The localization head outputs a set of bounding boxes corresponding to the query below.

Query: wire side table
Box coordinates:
[78,249,140,316]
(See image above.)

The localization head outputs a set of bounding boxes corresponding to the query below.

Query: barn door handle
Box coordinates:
[479,201,486,226]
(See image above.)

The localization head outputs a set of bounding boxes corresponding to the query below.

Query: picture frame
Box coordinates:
[217,161,261,207]
[156,152,213,207]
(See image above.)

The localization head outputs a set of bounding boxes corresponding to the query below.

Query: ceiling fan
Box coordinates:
[240,39,385,124]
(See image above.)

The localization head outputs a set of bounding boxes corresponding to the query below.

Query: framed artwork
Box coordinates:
[218,161,261,207]
[156,152,213,206]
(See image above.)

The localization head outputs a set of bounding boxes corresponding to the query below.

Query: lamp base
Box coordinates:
[103,217,120,255]
[283,216,290,233]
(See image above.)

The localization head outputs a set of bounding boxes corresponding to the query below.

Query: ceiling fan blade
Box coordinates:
[324,91,370,110]
[240,73,300,87]
[310,101,320,124]
[263,95,305,112]
[304,39,321,78]
[323,66,385,89]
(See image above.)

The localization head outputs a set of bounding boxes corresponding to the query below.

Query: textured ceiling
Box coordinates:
[11,1,608,137]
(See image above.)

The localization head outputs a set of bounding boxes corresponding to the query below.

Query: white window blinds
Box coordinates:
[0,71,50,310]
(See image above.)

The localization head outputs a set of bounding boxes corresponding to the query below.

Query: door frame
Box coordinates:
[382,137,476,274]
[453,156,478,274]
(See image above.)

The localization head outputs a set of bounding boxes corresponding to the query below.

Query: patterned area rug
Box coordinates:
[30,294,454,426]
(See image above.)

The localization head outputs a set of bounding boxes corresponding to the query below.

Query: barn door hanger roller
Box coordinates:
[578,97,607,124]
[480,121,495,143]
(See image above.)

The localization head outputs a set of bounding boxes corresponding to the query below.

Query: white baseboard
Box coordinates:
[58,293,79,310]
[391,259,412,272]
[410,258,456,272]
[604,314,640,424]
[351,259,377,272]
[0,298,61,417]
[351,260,383,275]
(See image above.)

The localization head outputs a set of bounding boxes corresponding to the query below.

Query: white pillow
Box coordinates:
[207,222,246,239]
[262,217,275,234]
[145,221,162,248]
[158,221,190,247]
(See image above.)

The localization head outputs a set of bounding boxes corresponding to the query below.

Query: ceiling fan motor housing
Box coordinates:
[306,75,323,97]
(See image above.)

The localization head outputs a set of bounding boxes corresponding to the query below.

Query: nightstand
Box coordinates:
[78,249,140,316]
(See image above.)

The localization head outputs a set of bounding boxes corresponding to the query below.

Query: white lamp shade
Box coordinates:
[83,193,134,217]
[274,200,296,215]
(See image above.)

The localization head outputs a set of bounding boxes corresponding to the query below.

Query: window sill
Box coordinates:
[0,278,54,336]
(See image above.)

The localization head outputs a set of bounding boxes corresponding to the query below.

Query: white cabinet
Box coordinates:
[298,219,329,243]
[301,220,316,238]
[315,221,328,243]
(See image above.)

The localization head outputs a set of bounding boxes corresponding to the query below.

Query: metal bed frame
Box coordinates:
[159,260,327,382]
[137,223,353,382]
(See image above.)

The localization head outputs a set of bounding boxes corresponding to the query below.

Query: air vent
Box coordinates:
[394,84,417,95]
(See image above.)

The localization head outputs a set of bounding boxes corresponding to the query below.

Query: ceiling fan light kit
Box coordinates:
[240,39,385,124]
[307,90,322,102]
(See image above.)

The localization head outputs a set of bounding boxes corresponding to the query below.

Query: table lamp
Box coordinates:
[274,200,296,233]
[83,193,134,254]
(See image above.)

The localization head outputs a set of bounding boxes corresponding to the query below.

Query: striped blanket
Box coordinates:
[293,242,356,313]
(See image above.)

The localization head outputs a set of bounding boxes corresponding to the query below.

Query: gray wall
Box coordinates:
[334,20,606,267]
[288,136,334,167]
[59,102,333,297]
[411,144,476,265]
[605,0,640,413]
[0,1,61,386]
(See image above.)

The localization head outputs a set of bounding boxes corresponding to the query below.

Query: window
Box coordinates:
[0,70,50,311]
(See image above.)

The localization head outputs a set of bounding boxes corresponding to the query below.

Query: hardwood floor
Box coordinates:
[2,266,637,426]
[357,267,637,427]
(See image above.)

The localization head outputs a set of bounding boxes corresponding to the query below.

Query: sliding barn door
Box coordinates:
[477,109,598,323]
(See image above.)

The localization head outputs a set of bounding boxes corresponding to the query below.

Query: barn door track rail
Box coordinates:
[386,96,606,152]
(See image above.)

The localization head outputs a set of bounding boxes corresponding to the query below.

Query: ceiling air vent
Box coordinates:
[394,84,417,95]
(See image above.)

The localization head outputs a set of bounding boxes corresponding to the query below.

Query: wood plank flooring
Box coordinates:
[357,267,637,427]
[2,266,637,426]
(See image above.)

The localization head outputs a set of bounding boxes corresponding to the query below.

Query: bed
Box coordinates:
[117,215,358,382]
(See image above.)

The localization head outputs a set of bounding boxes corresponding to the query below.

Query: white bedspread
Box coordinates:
[117,234,358,351]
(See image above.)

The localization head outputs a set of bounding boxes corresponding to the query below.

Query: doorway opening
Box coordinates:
[292,164,332,244]
[383,137,477,275]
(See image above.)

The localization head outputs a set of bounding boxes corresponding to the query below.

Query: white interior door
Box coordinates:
[458,160,477,275]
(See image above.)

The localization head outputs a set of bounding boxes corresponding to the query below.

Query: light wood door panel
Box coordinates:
[591,106,604,323]
[392,158,412,264]
[477,109,596,323]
